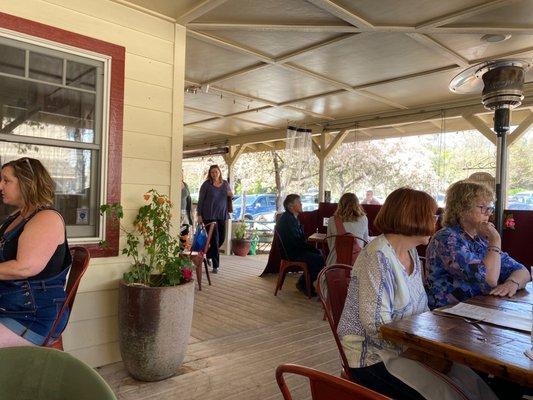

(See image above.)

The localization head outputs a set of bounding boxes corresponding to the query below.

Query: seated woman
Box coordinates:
[337,187,497,400]
[326,192,368,265]
[0,158,71,347]
[426,180,530,309]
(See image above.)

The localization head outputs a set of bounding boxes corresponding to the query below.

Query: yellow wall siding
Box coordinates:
[0,0,185,367]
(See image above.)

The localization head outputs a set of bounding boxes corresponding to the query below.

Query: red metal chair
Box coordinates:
[44,246,90,350]
[273,230,312,299]
[316,264,353,379]
[276,364,391,400]
[189,221,216,290]
[325,234,368,265]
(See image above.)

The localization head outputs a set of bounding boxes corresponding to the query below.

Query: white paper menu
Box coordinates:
[440,302,532,333]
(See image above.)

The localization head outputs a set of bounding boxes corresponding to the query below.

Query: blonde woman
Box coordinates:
[427,180,529,308]
[326,193,369,265]
[0,158,71,347]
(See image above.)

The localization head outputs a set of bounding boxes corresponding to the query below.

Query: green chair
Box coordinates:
[0,346,117,400]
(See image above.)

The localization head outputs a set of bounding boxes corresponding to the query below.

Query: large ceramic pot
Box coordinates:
[118,279,195,381]
[231,238,251,256]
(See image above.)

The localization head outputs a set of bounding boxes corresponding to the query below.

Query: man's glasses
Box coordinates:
[475,205,494,215]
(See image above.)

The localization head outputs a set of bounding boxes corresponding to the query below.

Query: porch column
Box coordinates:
[223,144,247,254]
[312,129,349,202]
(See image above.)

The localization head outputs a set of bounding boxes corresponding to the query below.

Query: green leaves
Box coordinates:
[100,189,193,287]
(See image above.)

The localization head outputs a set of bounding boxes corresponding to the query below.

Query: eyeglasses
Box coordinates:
[475,205,494,215]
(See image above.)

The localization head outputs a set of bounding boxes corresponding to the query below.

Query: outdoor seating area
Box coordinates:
[0,0,532,399]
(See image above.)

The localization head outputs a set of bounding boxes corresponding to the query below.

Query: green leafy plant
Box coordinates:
[233,221,248,240]
[100,189,193,287]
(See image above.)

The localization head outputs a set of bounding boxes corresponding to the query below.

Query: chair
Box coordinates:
[325,234,368,265]
[276,363,391,400]
[273,230,312,299]
[316,264,353,379]
[0,346,117,399]
[44,246,90,349]
[189,221,216,290]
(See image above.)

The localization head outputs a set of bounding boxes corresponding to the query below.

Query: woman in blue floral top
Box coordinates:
[426,180,530,309]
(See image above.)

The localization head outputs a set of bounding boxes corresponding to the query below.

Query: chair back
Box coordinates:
[326,234,367,265]
[274,229,290,260]
[202,221,217,255]
[0,346,117,399]
[44,246,90,347]
[317,264,352,377]
[276,363,391,400]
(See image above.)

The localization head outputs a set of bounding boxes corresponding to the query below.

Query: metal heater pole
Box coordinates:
[493,107,510,234]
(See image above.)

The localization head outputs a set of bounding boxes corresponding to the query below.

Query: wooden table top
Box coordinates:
[380,285,533,386]
[308,232,326,242]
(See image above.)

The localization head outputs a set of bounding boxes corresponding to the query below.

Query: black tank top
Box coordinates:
[0,208,71,280]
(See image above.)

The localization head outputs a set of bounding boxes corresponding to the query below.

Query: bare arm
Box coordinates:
[0,211,64,279]
[478,221,501,287]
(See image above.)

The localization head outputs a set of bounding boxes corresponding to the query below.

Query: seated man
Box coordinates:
[275,194,324,296]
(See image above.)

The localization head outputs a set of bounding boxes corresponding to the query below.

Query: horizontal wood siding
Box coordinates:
[0,0,182,367]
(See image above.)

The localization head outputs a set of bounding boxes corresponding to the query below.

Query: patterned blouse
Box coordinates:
[337,235,428,368]
[426,225,525,309]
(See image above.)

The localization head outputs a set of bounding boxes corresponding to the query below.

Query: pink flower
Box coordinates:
[143,193,151,203]
[505,217,516,229]
[182,268,193,282]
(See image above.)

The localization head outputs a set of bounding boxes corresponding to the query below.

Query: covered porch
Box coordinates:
[98,254,338,399]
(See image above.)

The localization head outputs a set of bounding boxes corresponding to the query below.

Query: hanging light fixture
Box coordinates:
[449,58,532,232]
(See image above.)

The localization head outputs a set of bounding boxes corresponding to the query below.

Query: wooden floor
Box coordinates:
[98,255,340,400]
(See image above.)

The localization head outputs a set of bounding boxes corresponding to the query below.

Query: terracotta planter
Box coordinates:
[231,238,251,256]
[118,279,195,381]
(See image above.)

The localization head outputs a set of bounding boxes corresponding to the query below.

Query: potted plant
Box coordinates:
[101,190,194,382]
[231,221,251,256]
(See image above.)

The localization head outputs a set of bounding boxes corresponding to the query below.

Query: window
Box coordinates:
[0,35,105,240]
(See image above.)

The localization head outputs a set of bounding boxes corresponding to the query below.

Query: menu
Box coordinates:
[440,302,532,333]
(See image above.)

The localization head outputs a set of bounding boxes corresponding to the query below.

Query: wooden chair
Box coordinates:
[44,246,90,349]
[276,363,391,400]
[325,234,368,265]
[273,230,312,299]
[316,264,353,379]
[189,221,216,290]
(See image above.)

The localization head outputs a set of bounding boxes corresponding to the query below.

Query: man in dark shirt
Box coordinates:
[275,194,324,296]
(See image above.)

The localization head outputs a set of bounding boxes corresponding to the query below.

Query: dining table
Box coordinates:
[380,283,533,386]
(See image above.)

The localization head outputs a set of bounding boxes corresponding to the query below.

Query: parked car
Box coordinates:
[507,191,533,211]
[232,194,277,220]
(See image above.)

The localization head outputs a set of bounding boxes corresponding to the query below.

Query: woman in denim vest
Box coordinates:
[0,157,71,347]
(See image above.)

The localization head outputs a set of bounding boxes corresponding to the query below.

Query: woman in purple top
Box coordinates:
[426,180,530,309]
[197,165,232,273]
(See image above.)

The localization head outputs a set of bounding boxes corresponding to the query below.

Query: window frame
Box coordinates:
[0,11,125,257]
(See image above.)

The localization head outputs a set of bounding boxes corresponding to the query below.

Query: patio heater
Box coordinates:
[450,59,532,233]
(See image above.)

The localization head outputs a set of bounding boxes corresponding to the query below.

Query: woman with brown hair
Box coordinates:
[326,192,368,265]
[0,157,71,347]
[197,164,233,273]
[337,187,496,400]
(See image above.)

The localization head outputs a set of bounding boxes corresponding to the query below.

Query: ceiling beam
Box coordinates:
[508,111,533,147]
[187,23,360,32]
[405,33,469,67]
[186,124,237,136]
[416,0,520,29]
[177,0,229,24]
[305,0,374,29]
[463,114,498,145]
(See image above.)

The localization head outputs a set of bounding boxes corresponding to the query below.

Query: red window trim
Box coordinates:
[0,12,124,257]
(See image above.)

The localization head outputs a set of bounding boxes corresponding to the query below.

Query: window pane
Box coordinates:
[0,143,100,238]
[0,44,25,76]
[0,75,96,143]
[67,60,96,90]
[29,51,63,84]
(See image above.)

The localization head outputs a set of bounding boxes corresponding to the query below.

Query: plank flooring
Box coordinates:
[98,255,341,399]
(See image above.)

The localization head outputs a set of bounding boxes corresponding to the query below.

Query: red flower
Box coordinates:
[504,217,516,229]
[182,268,193,282]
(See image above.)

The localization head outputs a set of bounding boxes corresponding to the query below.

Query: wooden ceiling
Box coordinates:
[118,0,533,153]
